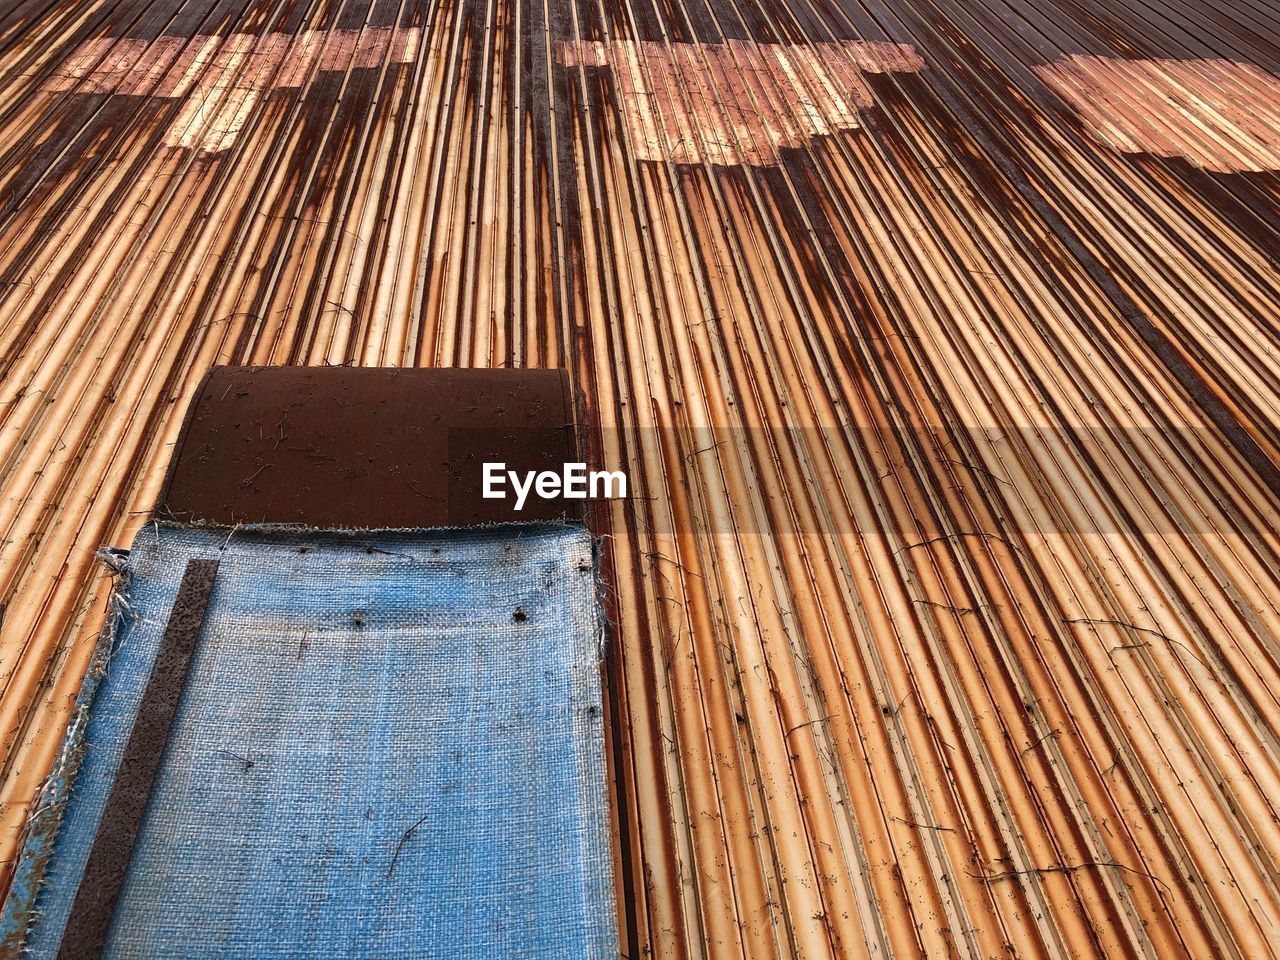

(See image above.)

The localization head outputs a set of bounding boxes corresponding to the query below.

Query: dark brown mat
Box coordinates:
[157,367,581,528]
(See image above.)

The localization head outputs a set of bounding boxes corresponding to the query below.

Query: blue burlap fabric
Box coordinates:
[4,523,616,959]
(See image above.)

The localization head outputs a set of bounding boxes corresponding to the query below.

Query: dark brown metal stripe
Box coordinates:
[57,558,219,960]
[155,366,582,529]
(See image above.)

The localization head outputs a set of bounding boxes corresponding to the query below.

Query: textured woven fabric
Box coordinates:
[8,523,615,959]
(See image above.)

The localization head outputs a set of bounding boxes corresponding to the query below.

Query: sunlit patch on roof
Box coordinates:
[1037,54,1280,173]
[556,40,925,166]
[42,28,421,154]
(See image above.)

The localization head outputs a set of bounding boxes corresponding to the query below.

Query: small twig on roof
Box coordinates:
[642,550,703,579]
[912,598,985,617]
[966,859,1171,894]
[785,714,833,738]
[216,749,255,771]
[239,464,269,487]
[937,456,1012,485]
[895,531,1026,559]
[388,813,432,877]
[1064,618,1213,672]
[1020,727,1061,756]
[221,523,241,551]
[684,439,725,462]
[1109,642,1152,655]
[1062,617,1173,643]
[890,815,955,833]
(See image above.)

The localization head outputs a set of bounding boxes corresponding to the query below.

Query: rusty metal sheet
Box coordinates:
[157,366,581,528]
[2,1,1280,958]
[1037,55,1280,173]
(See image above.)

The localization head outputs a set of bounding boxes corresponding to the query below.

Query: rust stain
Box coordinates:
[555,40,925,165]
[1037,55,1280,173]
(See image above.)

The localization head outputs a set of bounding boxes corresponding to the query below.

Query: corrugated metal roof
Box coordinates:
[2,0,1279,957]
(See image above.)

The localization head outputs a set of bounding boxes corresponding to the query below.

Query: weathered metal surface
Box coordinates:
[42,28,421,153]
[1,0,1279,958]
[554,40,924,164]
[157,366,581,527]
[1037,55,1280,173]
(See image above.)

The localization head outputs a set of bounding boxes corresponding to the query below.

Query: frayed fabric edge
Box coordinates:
[0,555,136,958]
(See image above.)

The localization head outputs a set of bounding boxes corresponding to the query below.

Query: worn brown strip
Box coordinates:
[57,559,219,960]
